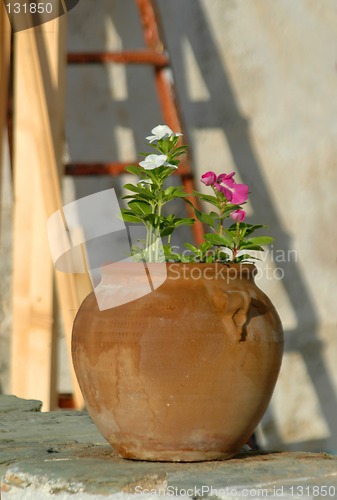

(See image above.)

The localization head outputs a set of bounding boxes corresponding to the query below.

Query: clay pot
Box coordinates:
[72,263,283,462]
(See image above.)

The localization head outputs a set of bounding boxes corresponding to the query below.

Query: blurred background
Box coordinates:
[0,0,336,454]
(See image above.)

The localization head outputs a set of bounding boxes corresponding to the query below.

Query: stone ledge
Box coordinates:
[1,396,337,499]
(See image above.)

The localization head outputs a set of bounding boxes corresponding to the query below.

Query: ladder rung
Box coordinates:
[65,162,193,178]
[67,50,169,67]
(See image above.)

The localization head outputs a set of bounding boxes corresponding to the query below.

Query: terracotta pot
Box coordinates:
[72,263,283,462]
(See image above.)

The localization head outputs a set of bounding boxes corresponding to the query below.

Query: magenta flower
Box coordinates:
[216,172,249,204]
[213,182,232,201]
[201,171,217,186]
[230,209,246,223]
[217,171,236,188]
[201,169,249,204]
[231,183,249,204]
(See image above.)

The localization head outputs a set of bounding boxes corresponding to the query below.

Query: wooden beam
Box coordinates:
[11,21,58,410]
[11,147,57,409]
[11,17,89,409]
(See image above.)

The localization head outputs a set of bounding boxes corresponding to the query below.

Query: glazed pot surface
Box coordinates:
[72,263,283,461]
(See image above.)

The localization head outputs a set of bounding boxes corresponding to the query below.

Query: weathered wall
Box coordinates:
[1,0,336,452]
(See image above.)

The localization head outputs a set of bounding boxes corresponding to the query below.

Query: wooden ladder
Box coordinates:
[65,0,203,245]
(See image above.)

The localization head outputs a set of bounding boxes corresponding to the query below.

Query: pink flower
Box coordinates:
[202,169,249,205]
[230,209,246,222]
[214,182,232,200]
[201,171,217,186]
[217,171,236,188]
[231,183,249,204]
[217,172,249,204]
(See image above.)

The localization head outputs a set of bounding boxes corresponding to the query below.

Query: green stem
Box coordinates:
[232,245,238,262]
[216,245,221,262]
[145,223,149,259]
[215,200,227,260]
[236,222,241,244]
[231,222,241,262]
[154,198,162,262]
[147,225,153,262]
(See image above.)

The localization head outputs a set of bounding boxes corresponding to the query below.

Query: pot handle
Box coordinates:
[214,290,251,340]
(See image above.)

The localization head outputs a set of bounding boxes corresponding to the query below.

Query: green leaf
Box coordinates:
[238,224,266,236]
[159,217,194,237]
[234,253,259,263]
[184,243,198,252]
[162,186,188,200]
[124,183,145,193]
[245,236,274,246]
[204,233,233,246]
[163,186,176,196]
[127,200,152,216]
[122,195,153,203]
[174,217,195,227]
[170,146,188,159]
[160,226,175,237]
[222,227,236,239]
[221,205,242,218]
[123,184,154,199]
[239,243,264,251]
[198,193,220,207]
[198,213,216,227]
[162,187,181,203]
[194,208,216,227]
[125,165,143,176]
[121,210,142,223]
[218,250,231,261]
[142,213,158,225]
[200,241,213,253]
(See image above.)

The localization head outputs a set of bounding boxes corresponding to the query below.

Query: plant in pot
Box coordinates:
[72,125,284,462]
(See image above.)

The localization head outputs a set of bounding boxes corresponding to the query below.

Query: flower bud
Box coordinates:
[201,171,217,186]
[230,209,246,222]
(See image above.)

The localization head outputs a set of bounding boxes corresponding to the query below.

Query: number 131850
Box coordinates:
[6,3,53,14]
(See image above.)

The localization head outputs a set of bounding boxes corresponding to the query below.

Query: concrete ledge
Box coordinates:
[1,396,337,499]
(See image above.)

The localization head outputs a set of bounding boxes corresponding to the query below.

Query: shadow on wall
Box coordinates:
[65,0,163,202]
[156,0,337,452]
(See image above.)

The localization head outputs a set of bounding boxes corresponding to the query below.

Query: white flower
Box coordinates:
[139,154,177,170]
[146,125,182,143]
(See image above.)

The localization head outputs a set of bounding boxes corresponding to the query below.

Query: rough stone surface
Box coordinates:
[0,395,42,414]
[1,397,337,499]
